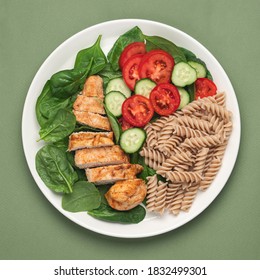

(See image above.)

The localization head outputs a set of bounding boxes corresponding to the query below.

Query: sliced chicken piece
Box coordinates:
[73,95,105,114]
[68,131,114,151]
[86,163,143,185]
[74,145,129,169]
[73,110,111,131]
[105,179,147,211]
[82,75,104,99]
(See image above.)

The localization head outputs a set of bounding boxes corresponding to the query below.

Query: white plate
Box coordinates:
[22,19,240,238]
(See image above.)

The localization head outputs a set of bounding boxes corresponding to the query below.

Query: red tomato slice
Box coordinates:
[122,95,154,127]
[195,78,217,100]
[119,42,146,69]
[139,50,175,84]
[118,117,133,131]
[122,54,143,91]
[150,83,180,116]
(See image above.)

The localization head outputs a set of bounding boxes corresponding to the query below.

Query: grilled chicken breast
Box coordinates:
[105,179,147,211]
[73,110,111,131]
[73,95,105,114]
[86,163,143,185]
[82,75,104,99]
[68,131,114,151]
[74,145,129,169]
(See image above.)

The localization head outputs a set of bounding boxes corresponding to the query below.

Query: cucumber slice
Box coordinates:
[134,78,156,98]
[188,61,206,78]
[171,62,197,87]
[105,77,131,98]
[104,91,126,117]
[120,128,146,153]
[177,87,190,109]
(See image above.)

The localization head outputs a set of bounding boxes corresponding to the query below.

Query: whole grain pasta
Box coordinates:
[139,91,232,216]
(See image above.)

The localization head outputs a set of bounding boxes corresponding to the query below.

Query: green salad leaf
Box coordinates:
[39,109,76,143]
[88,203,146,224]
[74,35,107,75]
[107,26,144,71]
[62,181,101,212]
[35,145,78,193]
[144,35,187,64]
[49,58,93,99]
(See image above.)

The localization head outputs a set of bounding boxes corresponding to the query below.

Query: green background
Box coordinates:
[1,0,259,260]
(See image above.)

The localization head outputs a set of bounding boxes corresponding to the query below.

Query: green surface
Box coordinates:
[1,0,259,260]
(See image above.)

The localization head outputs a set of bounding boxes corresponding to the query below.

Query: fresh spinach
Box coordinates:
[104,105,122,144]
[186,83,195,102]
[107,26,144,71]
[144,35,186,64]
[74,35,107,75]
[62,181,101,212]
[35,81,51,127]
[39,109,76,143]
[98,63,122,88]
[49,58,93,99]
[35,145,78,193]
[73,124,105,133]
[88,203,146,224]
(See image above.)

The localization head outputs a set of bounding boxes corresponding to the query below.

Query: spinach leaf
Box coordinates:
[73,124,105,133]
[186,83,195,102]
[52,138,75,166]
[107,26,144,71]
[88,203,146,224]
[104,105,122,144]
[35,81,51,127]
[98,63,122,88]
[74,35,107,75]
[49,58,93,99]
[62,181,101,212]
[144,35,187,64]
[39,109,76,143]
[137,155,156,181]
[35,145,78,193]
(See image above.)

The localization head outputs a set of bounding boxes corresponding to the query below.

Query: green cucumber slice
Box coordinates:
[171,62,197,87]
[134,78,156,98]
[120,128,146,153]
[105,77,131,98]
[188,61,207,78]
[104,91,126,117]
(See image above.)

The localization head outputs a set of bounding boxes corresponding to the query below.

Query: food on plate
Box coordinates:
[68,131,114,151]
[142,92,232,215]
[122,53,143,90]
[34,26,233,225]
[86,163,143,185]
[82,75,104,99]
[121,95,154,127]
[119,41,146,69]
[74,145,129,169]
[105,179,147,211]
[194,77,217,100]
[138,49,175,84]
[73,95,105,114]
[120,127,146,153]
[73,110,111,131]
[149,83,180,116]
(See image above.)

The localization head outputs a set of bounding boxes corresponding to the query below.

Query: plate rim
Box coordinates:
[22,18,241,238]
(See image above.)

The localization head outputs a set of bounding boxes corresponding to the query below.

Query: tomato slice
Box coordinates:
[122,54,143,91]
[122,95,154,127]
[195,78,217,100]
[150,83,180,116]
[119,42,146,69]
[118,117,133,131]
[139,49,175,84]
